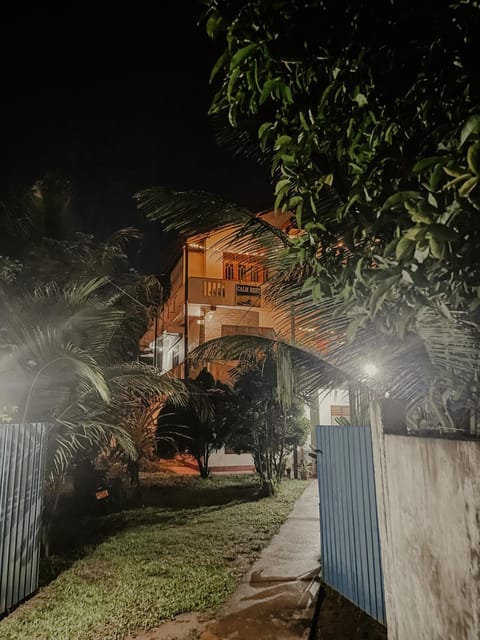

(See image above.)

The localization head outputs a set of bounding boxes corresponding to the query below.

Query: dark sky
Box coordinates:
[0,2,272,272]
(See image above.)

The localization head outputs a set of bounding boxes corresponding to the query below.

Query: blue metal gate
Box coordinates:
[316,425,385,624]
[0,423,48,616]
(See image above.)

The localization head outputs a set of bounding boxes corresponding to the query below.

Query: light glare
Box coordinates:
[363,363,378,377]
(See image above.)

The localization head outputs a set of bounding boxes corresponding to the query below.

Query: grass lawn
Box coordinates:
[0,476,308,640]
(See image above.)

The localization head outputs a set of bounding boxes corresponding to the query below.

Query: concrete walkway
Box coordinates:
[201,480,321,640]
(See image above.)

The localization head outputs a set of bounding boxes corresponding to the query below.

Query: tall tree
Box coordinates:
[140,1,480,433]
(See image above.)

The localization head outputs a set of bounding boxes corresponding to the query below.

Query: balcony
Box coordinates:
[188,277,263,308]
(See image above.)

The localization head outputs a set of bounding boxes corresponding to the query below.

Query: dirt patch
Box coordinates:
[125,612,214,640]
[314,586,387,640]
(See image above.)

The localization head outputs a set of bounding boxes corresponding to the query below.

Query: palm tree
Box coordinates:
[0,276,191,554]
[0,277,189,478]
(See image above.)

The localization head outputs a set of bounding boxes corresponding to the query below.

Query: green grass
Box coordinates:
[0,477,308,640]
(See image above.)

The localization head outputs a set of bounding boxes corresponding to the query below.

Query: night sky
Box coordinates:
[1,2,272,273]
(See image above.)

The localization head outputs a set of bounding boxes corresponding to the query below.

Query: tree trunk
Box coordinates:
[196,454,210,478]
[259,479,276,497]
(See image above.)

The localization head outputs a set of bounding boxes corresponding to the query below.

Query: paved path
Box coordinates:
[201,480,321,640]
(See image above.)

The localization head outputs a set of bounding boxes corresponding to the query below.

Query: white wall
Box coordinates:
[209,448,255,473]
[317,388,350,425]
[371,403,480,640]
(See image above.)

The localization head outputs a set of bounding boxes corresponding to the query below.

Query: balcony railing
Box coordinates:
[188,277,263,307]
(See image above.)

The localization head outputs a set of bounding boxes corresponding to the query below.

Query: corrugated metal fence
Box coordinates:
[316,425,386,624]
[0,423,48,616]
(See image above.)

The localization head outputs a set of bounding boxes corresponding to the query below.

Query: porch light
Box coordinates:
[205,305,217,320]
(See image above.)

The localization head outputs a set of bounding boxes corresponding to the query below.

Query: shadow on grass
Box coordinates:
[40,479,263,587]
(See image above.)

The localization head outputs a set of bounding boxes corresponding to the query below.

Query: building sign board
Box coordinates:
[235,284,261,306]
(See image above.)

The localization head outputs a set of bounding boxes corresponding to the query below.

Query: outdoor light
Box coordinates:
[363,363,378,377]
[205,305,217,320]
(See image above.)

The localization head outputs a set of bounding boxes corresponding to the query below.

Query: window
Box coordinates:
[250,265,260,282]
[222,252,266,283]
[224,262,235,280]
[238,263,247,281]
[331,405,350,424]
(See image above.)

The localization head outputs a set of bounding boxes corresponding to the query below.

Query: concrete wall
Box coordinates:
[208,449,255,473]
[370,403,480,640]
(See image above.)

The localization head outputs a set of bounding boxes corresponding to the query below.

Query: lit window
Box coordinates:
[224,262,235,280]
[238,264,247,280]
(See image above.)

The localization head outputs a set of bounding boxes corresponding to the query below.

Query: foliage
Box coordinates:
[0,174,73,257]
[225,357,309,486]
[0,278,188,481]
[0,174,176,475]
[157,367,236,478]
[0,477,307,640]
[194,0,480,432]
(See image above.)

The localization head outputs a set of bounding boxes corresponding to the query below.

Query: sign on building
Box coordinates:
[235,284,261,306]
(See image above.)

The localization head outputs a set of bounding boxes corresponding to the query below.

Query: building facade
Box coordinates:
[141,218,350,473]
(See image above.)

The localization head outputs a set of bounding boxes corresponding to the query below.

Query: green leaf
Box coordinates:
[288,195,303,208]
[460,114,480,147]
[429,236,444,259]
[412,156,446,174]
[282,84,293,104]
[258,121,273,141]
[295,203,303,228]
[409,209,433,224]
[430,165,445,192]
[301,276,315,293]
[260,78,278,104]
[274,178,290,196]
[426,224,459,242]
[443,164,467,178]
[227,67,240,100]
[382,191,420,211]
[458,176,479,197]
[206,13,223,39]
[396,235,415,260]
[404,226,424,241]
[229,44,257,71]
[354,93,368,107]
[274,135,292,150]
[209,51,228,84]
[299,111,310,130]
[370,276,398,315]
[467,142,480,176]
[401,269,414,285]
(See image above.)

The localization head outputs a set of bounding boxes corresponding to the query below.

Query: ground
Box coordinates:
[314,586,387,640]
[0,474,307,640]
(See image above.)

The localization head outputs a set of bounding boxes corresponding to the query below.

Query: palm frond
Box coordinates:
[190,335,355,399]
[136,187,255,238]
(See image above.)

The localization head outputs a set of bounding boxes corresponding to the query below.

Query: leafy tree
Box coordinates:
[226,357,309,492]
[157,367,236,478]
[201,0,480,432]
[140,2,480,434]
